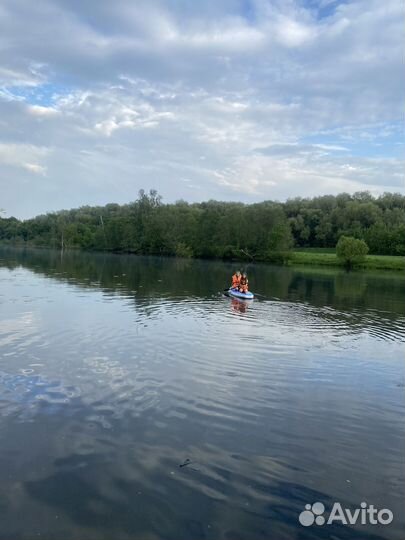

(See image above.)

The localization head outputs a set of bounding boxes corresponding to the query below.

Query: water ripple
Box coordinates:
[0,253,404,540]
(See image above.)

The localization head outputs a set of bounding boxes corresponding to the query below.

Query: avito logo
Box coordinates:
[299,501,393,527]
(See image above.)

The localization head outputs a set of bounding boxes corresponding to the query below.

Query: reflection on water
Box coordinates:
[0,247,404,540]
[231,298,249,313]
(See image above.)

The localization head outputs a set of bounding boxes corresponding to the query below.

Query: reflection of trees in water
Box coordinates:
[280,267,404,318]
[334,273,367,301]
[1,247,404,324]
[0,247,217,298]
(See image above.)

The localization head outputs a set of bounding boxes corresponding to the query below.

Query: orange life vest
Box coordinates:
[232,274,240,288]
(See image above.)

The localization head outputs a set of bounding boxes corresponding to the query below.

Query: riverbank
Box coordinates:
[290,250,405,271]
[2,242,405,271]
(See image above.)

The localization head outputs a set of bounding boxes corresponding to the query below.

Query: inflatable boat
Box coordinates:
[227,288,254,300]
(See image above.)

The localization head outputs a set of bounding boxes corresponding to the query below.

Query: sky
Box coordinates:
[0,0,404,218]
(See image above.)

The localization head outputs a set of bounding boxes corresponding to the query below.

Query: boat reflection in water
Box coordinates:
[231,297,249,313]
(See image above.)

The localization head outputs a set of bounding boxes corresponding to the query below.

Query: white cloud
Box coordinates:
[27,105,59,117]
[0,143,49,172]
[0,0,403,217]
[23,163,47,175]
[274,16,317,47]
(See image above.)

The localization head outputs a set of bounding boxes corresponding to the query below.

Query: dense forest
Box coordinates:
[1,190,404,260]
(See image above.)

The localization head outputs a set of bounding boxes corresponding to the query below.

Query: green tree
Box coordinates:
[336,236,369,268]
[1,190,404,258]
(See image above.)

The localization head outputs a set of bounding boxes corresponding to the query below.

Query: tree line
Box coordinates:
[0,190,404,260]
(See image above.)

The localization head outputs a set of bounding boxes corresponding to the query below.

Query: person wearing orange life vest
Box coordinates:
[239,272,249,293]
[231,270,241,289]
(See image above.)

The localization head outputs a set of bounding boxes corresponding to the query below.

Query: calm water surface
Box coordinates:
[0,248,404,540]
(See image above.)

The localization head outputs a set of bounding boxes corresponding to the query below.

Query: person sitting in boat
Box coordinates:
[231,270,241,290]
[239,272,249,293]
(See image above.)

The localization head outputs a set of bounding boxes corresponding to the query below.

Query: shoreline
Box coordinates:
[290,251,405,272]
[1,244,404,272]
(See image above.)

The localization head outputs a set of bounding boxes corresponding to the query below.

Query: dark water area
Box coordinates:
[0,248,404,540]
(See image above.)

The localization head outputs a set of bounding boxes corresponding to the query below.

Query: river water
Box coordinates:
[0,248,404,540]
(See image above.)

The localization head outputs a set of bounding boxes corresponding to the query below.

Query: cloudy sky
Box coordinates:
[1,0,404,218]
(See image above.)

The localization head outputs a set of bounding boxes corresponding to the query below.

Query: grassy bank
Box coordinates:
[290,250,405,271]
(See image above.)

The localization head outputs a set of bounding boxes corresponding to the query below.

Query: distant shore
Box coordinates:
[290,249,405,272]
